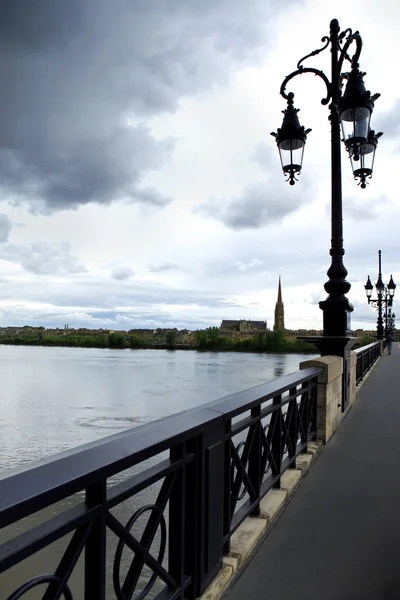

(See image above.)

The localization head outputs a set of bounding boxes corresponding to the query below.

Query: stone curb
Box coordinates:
[200,441,322,600]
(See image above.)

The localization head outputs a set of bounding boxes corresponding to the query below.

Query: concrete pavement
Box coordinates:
[225,343,400,600]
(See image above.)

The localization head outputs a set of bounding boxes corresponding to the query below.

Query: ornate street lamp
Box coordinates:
[364,276,373,301]
[339,67,381,189]
[348,130,382,188]
[364,250,396,339]
[388,275,396,298]
[271,93,311,186]
[272,19,382,364]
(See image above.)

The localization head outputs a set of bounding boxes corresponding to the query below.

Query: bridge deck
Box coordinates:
[226,343,400,600]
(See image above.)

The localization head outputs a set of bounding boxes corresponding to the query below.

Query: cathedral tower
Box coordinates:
[274,276,285,330]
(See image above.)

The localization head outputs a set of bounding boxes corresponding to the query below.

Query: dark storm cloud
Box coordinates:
[0,0,300,213]
[198,180,316,230]
[0,275,241,311]
[1,241,86,274]
[149,262,185,273]
[111,268,134,281]
[198,141,316,229]
[0,214,12,243]
[0,305,215,330]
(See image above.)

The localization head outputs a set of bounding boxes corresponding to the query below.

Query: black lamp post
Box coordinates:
[364,250,396,340]
[272,19,382,359]
[389,310,396,337]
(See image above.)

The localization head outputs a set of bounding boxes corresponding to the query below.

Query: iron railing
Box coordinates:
[0,368,321,600]
[355,341,381,385]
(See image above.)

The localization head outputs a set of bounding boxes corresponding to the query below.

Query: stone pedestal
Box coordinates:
[300,356,343,443]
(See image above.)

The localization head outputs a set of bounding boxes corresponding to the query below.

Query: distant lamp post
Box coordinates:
[388,275,396,298]
[271,18,382,361]
[364,250,396,339]
[389,311,396,336]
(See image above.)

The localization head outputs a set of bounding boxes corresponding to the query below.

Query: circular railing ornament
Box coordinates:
[113,504,167,600]
[7,575,73,600]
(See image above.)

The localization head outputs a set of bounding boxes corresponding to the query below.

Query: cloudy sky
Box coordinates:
[0,0,398,332]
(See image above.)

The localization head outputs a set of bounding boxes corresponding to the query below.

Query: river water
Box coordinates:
[0,345,317,599]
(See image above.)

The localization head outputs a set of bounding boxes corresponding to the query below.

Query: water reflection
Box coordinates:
[273,358,286,378]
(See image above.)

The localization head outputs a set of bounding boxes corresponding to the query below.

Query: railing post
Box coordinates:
[169,419,225,599]
[287,387,298,466]
[271,395,283,488]
[85,481,107,600]
[203,421,225,594]
[248,405,262,515]
[310,378,318,438]
[169,420,225,599]
[169,440,197,599]
[300,381,309,448]
[223,421,232,555]
[201,421,225,595]
[364,350,368,377]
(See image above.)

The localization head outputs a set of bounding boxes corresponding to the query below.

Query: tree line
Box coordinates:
[195,327,318,353]
[0,327,320,353]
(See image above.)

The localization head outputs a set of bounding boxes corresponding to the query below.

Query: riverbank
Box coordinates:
[0,338,319,354]
[0,327,372,354]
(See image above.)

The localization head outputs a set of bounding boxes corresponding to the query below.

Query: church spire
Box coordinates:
[274,276,285,330]
[277,275,282,304]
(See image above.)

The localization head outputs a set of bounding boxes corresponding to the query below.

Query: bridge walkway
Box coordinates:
[225,343,400,600]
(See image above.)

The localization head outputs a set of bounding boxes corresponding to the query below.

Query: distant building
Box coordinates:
[220,320,267,335]
[274,276,285,331]
[286,329,322,338]
[128,329,155,340]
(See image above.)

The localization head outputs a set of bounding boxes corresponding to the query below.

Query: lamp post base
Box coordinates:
[319,297,354,337]
[297,335,357,356]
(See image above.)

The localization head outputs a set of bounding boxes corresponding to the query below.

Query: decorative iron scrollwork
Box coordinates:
[232,441,250,501]
[337,31,362,80]
[261,413,282,477]
[280,68,331,105]
[339,27,353,41]
[262,423,273,474]
[7,575,73,600]
[297,36,330,70]
[279,25,364,108]
[113,504,167,600]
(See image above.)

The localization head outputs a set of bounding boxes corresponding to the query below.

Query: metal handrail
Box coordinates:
[354,341,381,384]
[354,341,380,354]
